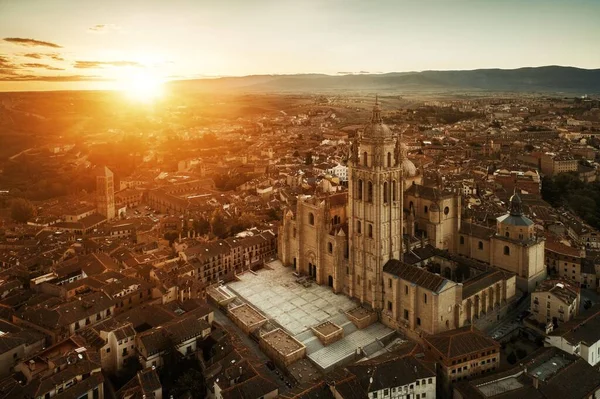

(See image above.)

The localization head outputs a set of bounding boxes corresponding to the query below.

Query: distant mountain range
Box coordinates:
[168,66,600,94]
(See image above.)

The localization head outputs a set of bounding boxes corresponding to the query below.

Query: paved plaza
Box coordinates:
[227,260,397,370]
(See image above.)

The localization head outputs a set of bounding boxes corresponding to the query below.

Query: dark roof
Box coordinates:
[462,269,512,299]
[383,259,448,293]
[459,222,496,240]
[548,305,600,345]
[424,326,499,360]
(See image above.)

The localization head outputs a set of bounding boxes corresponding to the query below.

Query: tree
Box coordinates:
[164,230,179,245]
[193,218,210,236]
[10,198,35,223]
[305,151,313,165]
[170,369,206,399]
[210,209,228,238]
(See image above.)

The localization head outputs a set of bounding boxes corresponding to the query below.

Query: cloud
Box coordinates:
[23,53,65,61]
[0,74,105,82]
[88,24,121,33]
[0,56,19,71]
[21,63,64,71]
[74,60,142,69]
[4,37,62,48]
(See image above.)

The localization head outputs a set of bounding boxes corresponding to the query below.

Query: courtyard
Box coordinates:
[226,260,398,370]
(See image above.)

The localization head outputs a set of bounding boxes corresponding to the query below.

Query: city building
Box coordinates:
[546,305,600,367]
[423,326,500,394]
[96,166,116,220]
[457,192,546,292]
[453,347,600,399]
[531,279,580,329]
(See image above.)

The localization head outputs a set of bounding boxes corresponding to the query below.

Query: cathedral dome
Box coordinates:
[363,97,392,138]
[401,158,417,177]
[398,142,417,177]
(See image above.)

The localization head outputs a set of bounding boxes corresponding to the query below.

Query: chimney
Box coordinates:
[28,359,36,372]
[532,375,539,389]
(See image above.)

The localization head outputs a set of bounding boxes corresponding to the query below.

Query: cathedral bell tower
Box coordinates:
[347,97,406,310]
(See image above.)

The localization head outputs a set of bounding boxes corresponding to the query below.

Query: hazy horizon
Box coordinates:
[2,0,600,91]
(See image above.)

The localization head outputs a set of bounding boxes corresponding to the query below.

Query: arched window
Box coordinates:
[444,206,450,215]
[368,224,373,238]
[357,220,362,234]
[358,179,363,200]
[308,213,315,225]
[478,241,483,250]
[505,231,509,238]
[363,151,368,167]
[460,236,465,245]
[424,205,428,214]
[392,180,397,201]
[387,152,392,167]
[328,242,333,253]
[367,181,373,202]
[504,246,510,256]
[383,182,388,203]
[409,201,413,210]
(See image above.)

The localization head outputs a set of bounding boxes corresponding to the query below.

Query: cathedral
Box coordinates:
[279,98,544,337]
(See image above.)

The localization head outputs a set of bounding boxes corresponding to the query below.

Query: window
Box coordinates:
[383,182,388,203]
[460,236,464,245]
[363,151,368,166]
[424,205,428,214]
[358,179,363,200]
[388,301,392,311]
[387,152,392,167]
[422,394,427,398]
[308,212,315,225]
[357,221,362,234]
[368,181,373,202]
[405,285,409,295]
[106,348,110,353]
[368,224,373,238]
[417,317,421,326]
[478,241,483,250]
[328,242,333,254]
[444,206,450,215]
[424,293,427,304]
[505,231,509,238]
[428,378,432,384]
[389,279,392,288]
[392,181,397,201]
[504,246,510,256]
[404,309,409,319]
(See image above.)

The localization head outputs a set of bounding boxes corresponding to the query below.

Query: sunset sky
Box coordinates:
[1,0,599,91]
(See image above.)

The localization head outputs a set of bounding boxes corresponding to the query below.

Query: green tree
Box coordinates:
[210,209,228,238]
[164,230,179,245]
[170,369,206,399]
[193,218,210,236]
[10,198,36,223]
[305,151,313,165]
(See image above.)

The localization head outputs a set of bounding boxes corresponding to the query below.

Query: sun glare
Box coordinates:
[122,71,164,102]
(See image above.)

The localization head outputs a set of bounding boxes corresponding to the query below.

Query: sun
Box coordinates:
[121,71,164,102]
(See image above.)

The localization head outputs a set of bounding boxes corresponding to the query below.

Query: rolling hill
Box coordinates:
[168,66,600,94]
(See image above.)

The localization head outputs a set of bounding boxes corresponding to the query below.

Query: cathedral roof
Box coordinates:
[497,190,534,226]
[383,259,448,293]
[459,222,496,240]
[496,213,534,227]
[363,96,392,139]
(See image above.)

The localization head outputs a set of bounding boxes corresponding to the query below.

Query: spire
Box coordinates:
[509,189,523,216]
[371,95,382,124]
